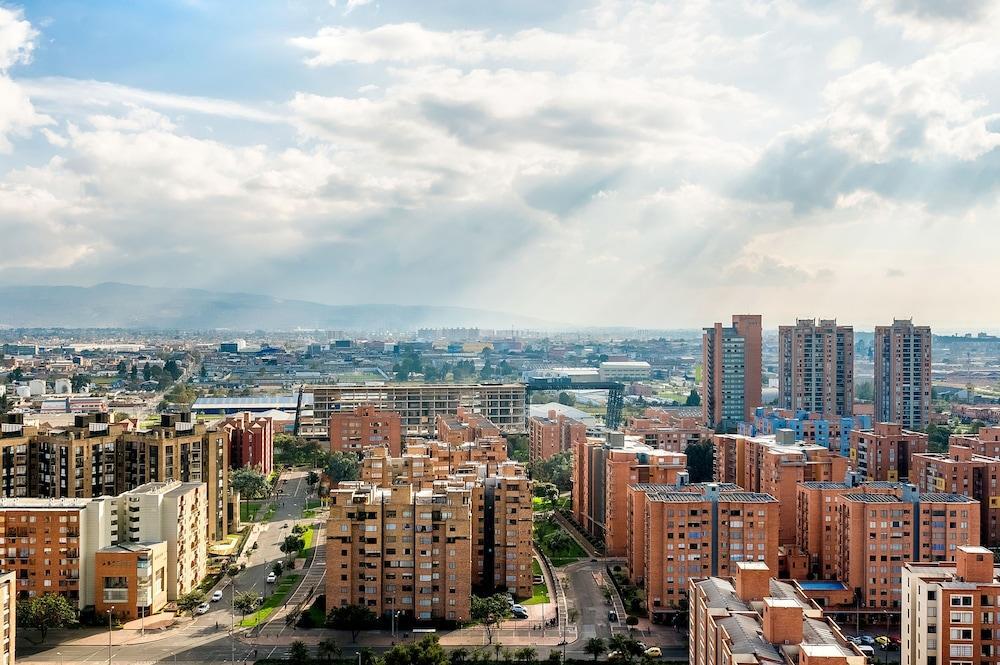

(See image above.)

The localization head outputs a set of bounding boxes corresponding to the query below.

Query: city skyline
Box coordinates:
[2,2,1000,327]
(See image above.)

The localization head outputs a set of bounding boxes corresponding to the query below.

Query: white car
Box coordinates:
[195,602,211,615]
[211,590,224,602]
[266,572,277,583]
[645,647,662,658]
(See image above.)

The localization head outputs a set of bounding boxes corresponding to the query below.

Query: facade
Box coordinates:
[902,545,1000,665]
[95,542,169,621]
[598,361,651,381]
[848,422,928,482]
[740,407,872,457]
[911,442,1000,547]
[310,384,527,437]
[435,407,501,445]
[794,483,980,609]
[571,434,687,555]
[0,571,12,665]
[714,430,849,544]
[470,462,533,598]
[625,408,712,453]
[702,315,763,431]
[528,410,587,461]
[689,563,865,665]
[778,319,854,417]
[874,320,932,431]
[222,413,274,474]
[329,405,403,456]
[325,482,474,623]
[627,482,779,617]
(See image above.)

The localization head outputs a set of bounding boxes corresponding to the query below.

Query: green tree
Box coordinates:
[276,434,323,466]
[383,635,449,665]
[326,604,378,642]
[684,389,700,406]
[316,638,342,664]
[116,360,128,377]
[71,373,91,392]
[176,591,206,613]
[233,590,260,620]
[684,440,714,483]
[142,362,152,381]
[306,470,320,487]
[557,392,576,406]
[471,593,512,644]
[514,647,537,664]
[17,594,76,642]
[358,647,378,665]
[507,434,530,463]
[528,451,573,492]
[325,451,361,485]
[129,364,138,382]
[450,647,470,665]
[608,635,643,663]
[8,367,24,382]
[543,529,573,554]
[287,639,311,665]
[281,533,306,555]
[584,637,606,661]
[271,561,284,577]
[926,423,952,453]
[164,359,182,380]
[230,466,269,501]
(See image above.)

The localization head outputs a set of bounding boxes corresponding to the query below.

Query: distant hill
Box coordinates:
[0,283,555,331]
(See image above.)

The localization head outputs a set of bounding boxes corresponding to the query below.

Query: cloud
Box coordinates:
[826,37,862,70]
[0,6,35,71]
[0,8,49,151]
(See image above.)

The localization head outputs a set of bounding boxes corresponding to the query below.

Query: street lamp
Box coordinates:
[107,607,114,665]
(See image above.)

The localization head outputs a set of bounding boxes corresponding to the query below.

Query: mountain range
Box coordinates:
[0,283,554,331]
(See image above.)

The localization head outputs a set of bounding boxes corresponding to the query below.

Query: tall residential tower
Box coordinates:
[702,315,762,431]
[874,319,931,430]
[778,319,854,417]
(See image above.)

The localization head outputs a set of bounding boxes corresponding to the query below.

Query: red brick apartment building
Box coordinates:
[528,410,586,462]
[848,422,928,482]
[625,408,712,453]
[330,405,403,456]
[222,413,273,474]
[435,407,501,445]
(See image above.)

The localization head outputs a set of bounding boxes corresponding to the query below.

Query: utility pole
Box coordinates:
[107,608,114,665]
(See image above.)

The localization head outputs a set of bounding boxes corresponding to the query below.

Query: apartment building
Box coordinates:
[778,319,854,417]
[0,413,230,543]
[627,482,779,618]
[714,430,849,544]
[598,361,651,382]
[951,426,1000,457]
[902,545,1000,665]
[222,413,274,474]
[740,407,873,457]
[849,422,928,482]
[0,479,207,619]
[329,405,403,457]
[912,442,1000,547]
[436,407,501,445]
[572,434,687,555]
[325,482,474,623]
[625,408,712,453]
[470,461,533,598]
[689,562,865,665]
[875,320,932,431]
[528,410,586,462]
[310,384,527,437]
[702,315,763,431]
[0,571,13,665]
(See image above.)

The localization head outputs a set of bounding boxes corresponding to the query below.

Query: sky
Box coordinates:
[1,1,1000,329]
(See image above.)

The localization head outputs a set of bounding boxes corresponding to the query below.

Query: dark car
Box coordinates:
[608,610,618,622]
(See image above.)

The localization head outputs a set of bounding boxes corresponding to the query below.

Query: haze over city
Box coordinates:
[2,1,1000,327]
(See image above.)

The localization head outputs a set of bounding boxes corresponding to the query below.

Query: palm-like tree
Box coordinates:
[514,647,537,664]
[316,638,342,664]
[609,634,642,663]
[584,637,607,661]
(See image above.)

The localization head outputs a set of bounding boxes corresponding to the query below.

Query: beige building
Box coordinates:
[778,319,854,417]
[470,461,533,598]
[0,571,13,665]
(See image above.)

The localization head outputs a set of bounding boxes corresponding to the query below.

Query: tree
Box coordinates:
[557,392,576,406]
[116,360,128,377]
[514,647,537,664]
[684,440,714,483]
[142,362,152,381]
[306,470,320,487]
[176,591,206,613]
[584,637,607,661]
[316,638,342,664]
[625,615,639,627]
[684,389,700,406]
[276,434,323,466]
[926,423,952,453]
[450,647,470,665]
[471,593,512,645]
[528,451,573,492]
[281,533,306,555]
[164,359,182,380]
[271,561,284,577]
[234,590,260,620]
[543,529,573,554]
[358,647,378,665]
[17,594,76,642]
[8,367,24,382]
[71,373,91,392]
[507,434,530,463]
[129,365,138,382]
[230,466,269,501]
[288,639,311,665]
[326,604,378,642]
[608,635,643,663]
[325,451,361,485]
[383,635,449,665]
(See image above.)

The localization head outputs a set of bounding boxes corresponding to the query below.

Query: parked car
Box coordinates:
[644,647,662,658]
[533,575,544,584]
[512,604,527,614]
[859,635,876,646]
[512,608,528,619]
[857,645,875,660]
[875,636,898,651]
[195,602,211,615]
[607,651,622,661]
[211,590,224,602]
[608,610,619,622]
[266,572,277,583]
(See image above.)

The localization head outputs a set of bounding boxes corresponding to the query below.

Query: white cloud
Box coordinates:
[0,8,48,151]
[826,37,863,70]
[0,6,35,71]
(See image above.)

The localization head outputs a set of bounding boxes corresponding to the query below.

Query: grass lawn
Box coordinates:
[239,574,301,627]
[532,559,543,575]
[299,524,315,554]
[534,518,586,566]
[522,583,550,605]
[240,501,267,522]
[305,498,322,509]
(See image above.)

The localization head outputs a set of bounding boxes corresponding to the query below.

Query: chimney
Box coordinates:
[761,597,804,645]
[735,562,771,602]
[956,545,995,583]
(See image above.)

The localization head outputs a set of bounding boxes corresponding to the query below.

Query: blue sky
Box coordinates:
[2,1,1000,327]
